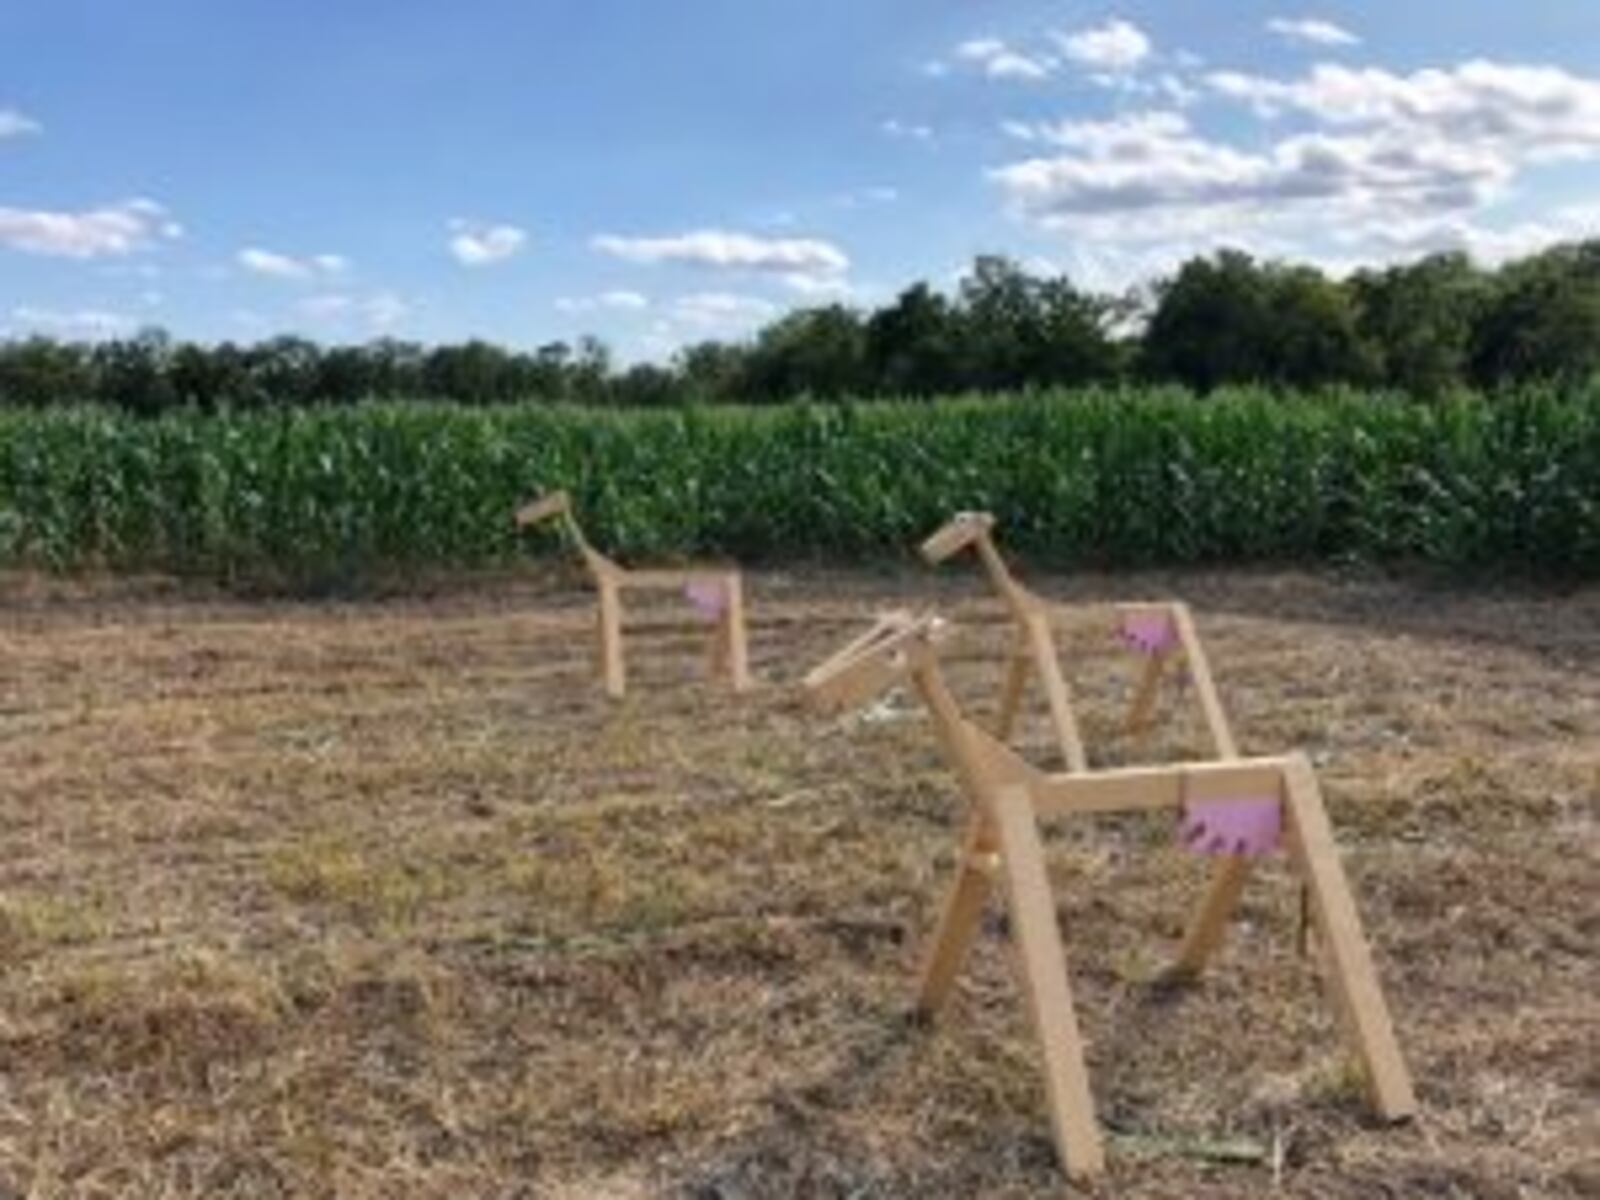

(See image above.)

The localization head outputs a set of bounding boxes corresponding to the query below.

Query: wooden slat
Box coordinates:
[1026,611,1088,773]
[919,512,994,563]
[1281,756,1417,1121]
[618,566,732,588]
[1170,855,1254,980]
[993,631,1032,742]
[597,579,625,699]
[1122,647,1171,750]
[802,614,923,711]
[1171,603,1239,759]
[915,812,997,1015]
[514,490,571,526]
[991,784,1106,1180]
[723,573,752,691]
[1032,758,1290,818]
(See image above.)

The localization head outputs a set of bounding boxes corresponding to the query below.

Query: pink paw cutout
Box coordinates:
[685,579,728,621]
[1118,611,1179,656]
[1180,797,1282,857]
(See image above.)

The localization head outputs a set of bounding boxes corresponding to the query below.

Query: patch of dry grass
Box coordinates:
[0,566,1595,1197]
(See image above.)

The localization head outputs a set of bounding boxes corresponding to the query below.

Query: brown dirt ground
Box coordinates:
[0,565,1596,1199]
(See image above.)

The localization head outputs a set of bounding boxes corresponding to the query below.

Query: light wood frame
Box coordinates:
[516,490,751,699]
[920,512,1235,769]
[804,614,1416,1184]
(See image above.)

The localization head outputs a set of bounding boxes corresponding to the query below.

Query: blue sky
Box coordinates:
[3,1,1600,359]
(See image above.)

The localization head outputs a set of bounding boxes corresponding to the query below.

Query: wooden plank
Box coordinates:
[920,512,994,563]
[915,813,997,1015]
[1032,758,1290,818]
[1026,612,1088,773]
[514,490,571,526]
[803,615,923,712]
[1169,856,1254,980]
[1281,756,1417,1121]
[1123,649,1171,751]
[598,579,626,699]
[993,631,1032,742]
[723,572,752,691]
[990,783,1106,1180]
[618,567,723,588]
[1171,603,1239,759]
[972,534,1035,620]
[582,546,623,582]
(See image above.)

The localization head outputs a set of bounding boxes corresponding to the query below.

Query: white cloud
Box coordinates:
[1340,205,1600,266]
[447,219,527,266]
[989,54,1600,287]
[992,110,1506,235]
[833,186,900,210]
[0,199,181,258]
[670,292,777,328]
[363,292,409,330]
[297,293,352,318]
[555,290,650,314]
[296,290,410,331]
[984,67,1600,295]
[1055,19,1152,72]
[1205,62,1600,163]
[592,229,849,276]
[9,306,136,338]
[956,38,1005,62]
[782,272,855,298]
[238,247,349,280]
[954,36,1054,81]
[0,108,41,139]
[881,118,935,142]
[1266,17,1361,48]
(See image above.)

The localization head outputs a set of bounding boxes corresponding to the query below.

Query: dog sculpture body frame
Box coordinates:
[921,512,1235,769]
[516,491,751,699]
[804,614,1416,1184]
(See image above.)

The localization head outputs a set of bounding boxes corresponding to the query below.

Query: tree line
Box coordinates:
[3,242,1599,412]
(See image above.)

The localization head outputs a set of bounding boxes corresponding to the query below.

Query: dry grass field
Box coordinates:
[0,566,1595,1198]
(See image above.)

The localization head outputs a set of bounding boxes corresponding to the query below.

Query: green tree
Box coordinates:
[865,283,961,396]
[1350,253,1486,397]
[1471,241,1600,385]
[742,305,868,400]
[0,336,94,408]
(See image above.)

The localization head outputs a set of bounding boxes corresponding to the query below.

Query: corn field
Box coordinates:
[1,387,1598,584]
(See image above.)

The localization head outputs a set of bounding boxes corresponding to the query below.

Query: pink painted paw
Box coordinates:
[1180,797,1282,857]
[1118,611,1179,656]
[685,580,728,621]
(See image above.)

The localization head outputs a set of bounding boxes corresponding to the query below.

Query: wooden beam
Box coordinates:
[802,613,921,711]
[1123,648,1171,750]
[723,572,751,691]
[916,812,997,1016]
[1025,612,1089,773]
[514,490,571,526]
[990,783,1106,1180]
[1281,756,1416,1121]
[598,578,625,699]
[1171,603,1239,759]
[1031,758,1290,819]
[920,512,995,563]
[1169,855,1254,980]
[993,631,1032,742]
